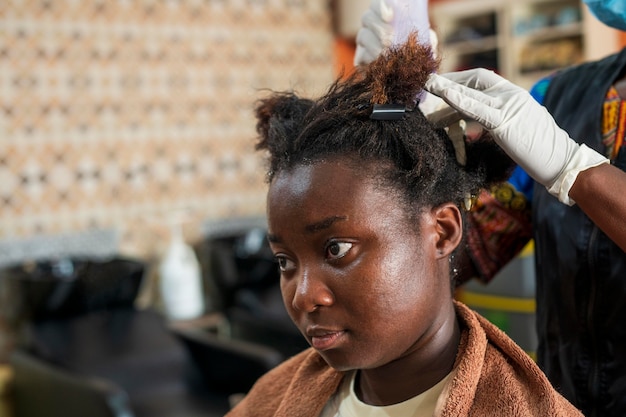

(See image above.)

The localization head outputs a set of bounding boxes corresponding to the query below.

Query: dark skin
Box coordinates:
[266,157,462,406]
[570,163,626,253]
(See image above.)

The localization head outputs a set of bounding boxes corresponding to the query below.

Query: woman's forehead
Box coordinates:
[269,158,376,200]
[267,159,414,233]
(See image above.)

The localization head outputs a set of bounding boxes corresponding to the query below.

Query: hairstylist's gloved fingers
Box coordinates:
[361,8,394,44]
[434,68,508,91]
[419,91,448,118]
[425,70,511,109]
[354,7,394,66]
[368,0,394,23]
[425,73,503,129]
[355,27,385,66]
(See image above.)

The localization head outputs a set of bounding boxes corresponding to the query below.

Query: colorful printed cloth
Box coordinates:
[602,85,626,159]
[465,183,532,283]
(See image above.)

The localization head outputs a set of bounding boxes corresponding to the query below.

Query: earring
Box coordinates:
[449,254,458,276]
[462,193,476,211]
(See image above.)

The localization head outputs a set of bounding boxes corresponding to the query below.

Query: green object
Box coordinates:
[483,310,510,333]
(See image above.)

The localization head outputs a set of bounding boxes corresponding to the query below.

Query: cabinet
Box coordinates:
[431,0,620,89]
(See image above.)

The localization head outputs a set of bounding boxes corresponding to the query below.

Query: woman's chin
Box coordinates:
[319,351,364,372]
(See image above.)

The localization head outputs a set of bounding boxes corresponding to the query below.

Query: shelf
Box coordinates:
[444,35,499,56]
[430,0,614,88]
[517,36,583,74]
[513,21,582,43]
[515,71,554,89]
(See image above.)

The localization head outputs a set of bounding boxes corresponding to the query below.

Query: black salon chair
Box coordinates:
[10,349,134,417]
[170,322,284,395]
[194,228,309,358]
[1,257,231,417]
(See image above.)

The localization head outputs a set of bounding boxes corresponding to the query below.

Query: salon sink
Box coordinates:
[0,257,145,326]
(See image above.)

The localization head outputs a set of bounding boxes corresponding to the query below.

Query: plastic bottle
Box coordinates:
[387,0,431,47]
[158,221,205,320]
[387,0,434,107]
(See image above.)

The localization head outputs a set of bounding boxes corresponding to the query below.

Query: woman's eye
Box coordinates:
[326,242,353,260]
[275,256,295,272]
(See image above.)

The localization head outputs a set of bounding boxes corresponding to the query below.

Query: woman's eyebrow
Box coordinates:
[267,215,348,244]
[267,233,281,244]
[304,215,347,234]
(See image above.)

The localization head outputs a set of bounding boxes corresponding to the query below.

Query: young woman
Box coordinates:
[226,35,582,417]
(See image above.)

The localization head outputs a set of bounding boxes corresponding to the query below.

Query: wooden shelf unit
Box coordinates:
[431,0,620,90]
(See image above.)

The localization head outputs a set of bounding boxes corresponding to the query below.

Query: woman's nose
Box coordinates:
[291,269,334,313]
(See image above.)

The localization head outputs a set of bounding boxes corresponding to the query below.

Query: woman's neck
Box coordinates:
[355,304,461,406]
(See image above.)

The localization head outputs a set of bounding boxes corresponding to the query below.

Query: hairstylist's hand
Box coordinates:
[354,0,394,66]
[425,68,609,205]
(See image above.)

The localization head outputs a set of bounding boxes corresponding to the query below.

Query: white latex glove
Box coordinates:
[425,68,609,205]
[354,0,394,67]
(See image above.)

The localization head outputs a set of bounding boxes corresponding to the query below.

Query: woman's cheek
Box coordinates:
[280,278,297,313]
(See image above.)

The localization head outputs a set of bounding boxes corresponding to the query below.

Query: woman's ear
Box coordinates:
[431,203,463,259]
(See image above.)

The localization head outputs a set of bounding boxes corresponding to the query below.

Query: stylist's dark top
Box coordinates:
[533,48,626,417]
[466,48,626,417]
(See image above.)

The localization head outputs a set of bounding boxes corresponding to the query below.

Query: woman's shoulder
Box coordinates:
[226,348,344,417]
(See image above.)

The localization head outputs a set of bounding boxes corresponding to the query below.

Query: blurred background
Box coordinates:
[0,0,624,416]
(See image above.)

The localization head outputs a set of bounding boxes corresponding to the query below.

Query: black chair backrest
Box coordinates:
[10,349,135,417]
[0,257,145,325]
[171,325,285,395]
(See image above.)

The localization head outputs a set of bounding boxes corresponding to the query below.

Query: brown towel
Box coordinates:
[226,301,582,416]
[436,302,582,416]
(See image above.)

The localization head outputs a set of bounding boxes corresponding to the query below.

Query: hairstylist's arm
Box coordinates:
[426,69,626,252]
[569,163,626,252]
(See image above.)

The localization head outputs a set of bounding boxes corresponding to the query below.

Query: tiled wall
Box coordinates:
[0,0,334,263]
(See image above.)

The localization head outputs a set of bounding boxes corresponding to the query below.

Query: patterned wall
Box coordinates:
[0,0,335,263]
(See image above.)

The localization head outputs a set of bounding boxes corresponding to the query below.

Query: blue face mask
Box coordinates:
[583,0,626,31]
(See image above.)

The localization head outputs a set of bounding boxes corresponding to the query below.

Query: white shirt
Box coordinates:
[319,370,452,417]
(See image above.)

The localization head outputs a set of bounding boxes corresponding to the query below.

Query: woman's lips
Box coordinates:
[309,330,346,351]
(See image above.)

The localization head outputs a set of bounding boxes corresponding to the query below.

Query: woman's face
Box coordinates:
[266,158,460,371]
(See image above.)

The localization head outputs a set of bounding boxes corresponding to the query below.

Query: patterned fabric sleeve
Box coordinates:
[464,183,533,283]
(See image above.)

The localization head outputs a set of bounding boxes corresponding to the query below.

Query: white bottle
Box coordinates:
[158,221,205,320]
[388,0,431,47]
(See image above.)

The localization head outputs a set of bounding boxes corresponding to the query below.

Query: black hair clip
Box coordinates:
[370,104,407,120]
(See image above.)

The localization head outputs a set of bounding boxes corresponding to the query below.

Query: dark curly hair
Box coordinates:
[254,33,513,216]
